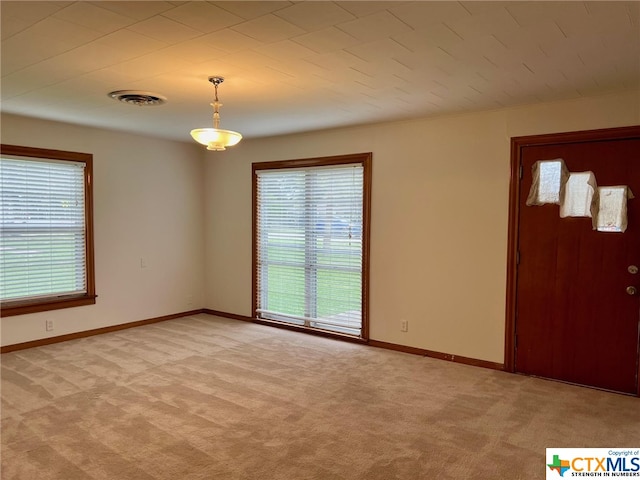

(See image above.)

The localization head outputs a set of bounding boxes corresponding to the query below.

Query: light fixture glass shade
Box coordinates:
[190,128,242,151]
[191,76,242,151]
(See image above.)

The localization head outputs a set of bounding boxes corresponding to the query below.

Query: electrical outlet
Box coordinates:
[401,319,408,332]
[45,320,54,331]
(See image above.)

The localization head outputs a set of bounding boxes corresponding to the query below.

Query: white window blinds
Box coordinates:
[0,156,88,302]
[255,163,364,336]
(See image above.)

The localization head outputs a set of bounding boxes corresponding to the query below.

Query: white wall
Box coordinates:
[2,89,638,359]
[203,89,640,364]
[1,114,206,346]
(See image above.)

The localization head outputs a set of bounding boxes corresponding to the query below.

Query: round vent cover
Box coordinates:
[108,90,167,106]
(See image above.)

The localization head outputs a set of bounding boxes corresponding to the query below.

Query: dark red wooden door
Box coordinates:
[515,129,640,394]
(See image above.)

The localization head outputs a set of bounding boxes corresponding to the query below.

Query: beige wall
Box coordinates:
[2,89,638,360]
[204,89,640,364]
[1,114,206,346]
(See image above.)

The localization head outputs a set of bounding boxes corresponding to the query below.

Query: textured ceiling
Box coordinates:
[1,1,639,142]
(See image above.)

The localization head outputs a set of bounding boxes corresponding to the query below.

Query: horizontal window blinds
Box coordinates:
[0,157,87,302]
[256,164,363,336]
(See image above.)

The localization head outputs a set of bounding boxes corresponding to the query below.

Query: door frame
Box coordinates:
[504,124,640,396]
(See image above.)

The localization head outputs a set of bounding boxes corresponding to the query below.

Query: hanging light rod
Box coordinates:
[190,76,242,151]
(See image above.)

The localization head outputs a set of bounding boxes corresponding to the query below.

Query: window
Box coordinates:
[252,153,371,339]
[0,144,96,316]
[597,186,634,233]
[525,158,569,206]
[526,158,634,232]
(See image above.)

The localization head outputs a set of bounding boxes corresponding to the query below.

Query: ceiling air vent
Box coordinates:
[108,90,167,106]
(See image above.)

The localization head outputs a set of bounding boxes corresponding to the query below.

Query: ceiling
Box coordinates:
[2,1,639,142]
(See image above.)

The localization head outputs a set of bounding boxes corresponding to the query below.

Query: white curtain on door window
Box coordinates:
[526,158,569,206]
[597,186,635,233]
[560,171,599,228]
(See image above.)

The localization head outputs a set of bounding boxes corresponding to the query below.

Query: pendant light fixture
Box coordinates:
[190,76,242,151]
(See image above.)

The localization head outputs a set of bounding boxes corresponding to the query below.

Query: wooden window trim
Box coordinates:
[252,152,372,340]
[0,144,96,317]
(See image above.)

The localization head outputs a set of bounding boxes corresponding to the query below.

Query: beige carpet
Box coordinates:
[1,314,638,479]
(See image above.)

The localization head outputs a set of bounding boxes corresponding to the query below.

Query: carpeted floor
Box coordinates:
[1,314,638,479]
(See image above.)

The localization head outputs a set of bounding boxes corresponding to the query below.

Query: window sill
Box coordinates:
[254,316,368,344]
[1,294,97,317]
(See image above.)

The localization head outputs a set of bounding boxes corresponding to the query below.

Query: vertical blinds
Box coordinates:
[255,164,364,336]
[0,156,87,302]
